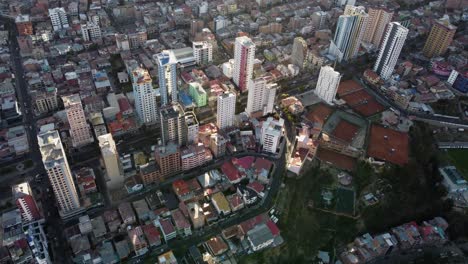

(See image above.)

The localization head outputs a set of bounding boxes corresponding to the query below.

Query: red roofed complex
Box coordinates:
[367,125,409,166]
[142,224,161,247]
[221,160,245,184]
[266,219,280,236]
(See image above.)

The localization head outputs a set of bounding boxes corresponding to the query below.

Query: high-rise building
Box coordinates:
[422,16,457,58]
[98,133,124,190]
[311,11,327,30]
[363,8,393,48]
[156,51,178,106]
[246,78,277,116]
[210,133,227,158]
[12,182,41,222]
[185,112,199,145]
[15,15,33,36]
[48,7,69,31]
[154,142,181,177]
[329,5,368,62]
[38,130,81,218]
[193,41,213,65]
[132,67,159,124]
[190,20,204,38]
[374,22,408,80]
[261,118,284,153]
[81,21,102,42]
[160,103,187,146]
[233,36,255,92]
[62,94,94,148]
[216,91,236,130]
[291,37,309,69]
[315,66,341,104]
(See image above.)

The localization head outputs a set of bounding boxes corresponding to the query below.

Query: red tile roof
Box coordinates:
[266,219,280,236]
[142,224,160,244]
[254,158,272,173]
[367,125,409,166]
[117,97,131,112]
[159,218,175,235]
[221,160,243,183]
[247,181,265,194]
[172,179,190,196]
[232,156,255,170]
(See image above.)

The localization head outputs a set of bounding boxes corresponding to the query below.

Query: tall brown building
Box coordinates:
[423,17,457,58]
[154,142,181,177]
[15,15,33,36]
[363,8,393,48]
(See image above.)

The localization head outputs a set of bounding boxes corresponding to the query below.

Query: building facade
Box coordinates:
[233,36,255,92]
[193,41,213,65]
[62,94,94,148]
[422,17,457,58]
[363,8,394,48]
[160,103,187,146]
[156,51,178,106]
[48,7,69,31]
[291,37,309,69]
[315,66,341,104]
[132,67,159,124]
[98,133,124,190]
[246,78,277,116]
[216,91,236,130]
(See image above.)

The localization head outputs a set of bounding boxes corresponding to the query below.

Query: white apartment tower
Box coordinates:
[193,41,213,65]
[48,7,69,31]
[315,66,341,104]
[62,94,94,148]
[98,133,124,190]
[329,5,368,62]
[156,51,178,106]
[81,21,102,42]
[132,67,159,124]
[363,8,394,48]
[261,117,284,153]
[246,78,277,116]
[291,37,309,69]
[233,36,255,93]
[373,22,409,80]
[38,130,81,218]
[217,91,236,130]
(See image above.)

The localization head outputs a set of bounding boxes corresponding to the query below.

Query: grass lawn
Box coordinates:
[445,149,468,179]
[240,167,360,263]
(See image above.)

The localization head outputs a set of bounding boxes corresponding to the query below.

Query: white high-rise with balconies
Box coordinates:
[233,36,255,92]
[246,78,277,116]
[193,41,213,65]
[373,22,408,80]
[217,91,236,130]
[132,67,159,124]
[156,50,178,106]
[81,21,102,42]
[62,94,94,148]
[315,66,341,104]
[98,133,124,190]
[38,130,81,219]
[49,7,69,31]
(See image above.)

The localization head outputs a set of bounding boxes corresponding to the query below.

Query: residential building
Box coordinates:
[38,130,81,219]
[31,87,58,115]
[118,202,136,225]
[315,66,341,104]
[246,78,277,116]
[172,209,192,237]
[311,11,327,30]
[12,182,41,222]
[211,192,231,216]
[48,7,69,31]
[233,36,255,92]
[98,134,124,190]
[423,16,457,58]
[181,145,212,171]
[185,112,199,145]
[187,202,205,229]
[329,5,368,62]
[261,118,284,153]
[15,15,33,36]
[62,94,94,148]
[291,37,309,69]
[157,218,177,242]
[160,103,187,146]
[139,161,164,185]
[247,223,275,251]
[363,8,394,48]
[154,142,181,177]
[156,51,178,106]
[128,226,148,256]
[193,41,213,65]
[373,22,408,80]
[81,22,102,42]
[210,133,227,158]
[216,91,236,130]
[132,67,159,124]
[188,82,207,107]
[158,250,178,264]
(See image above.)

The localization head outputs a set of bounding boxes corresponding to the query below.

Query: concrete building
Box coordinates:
[261,118,284,153]
[38,130,81,219]
[329,5,368,62]
[156,51,178,106]
[132,67,158,124]
[98,134,124,190]
[32,87,58,115]
[187,202,205,229]
[160,103,187,146]
[12,182,41,223]
[15,15,33,36]
[185,112,199,145]
[188,82,207,107]
[291,37,309,69]
[62,94,94,148]
[363,8,394,48]
[374,22,408,80]
[423,16,457,58]
[246,78,277,116]
[48,7,69,31]
[216,91,236,130]
[311,11,327,30]
[193,41,213,65]
[209,133,227,158]
[81,22,102,42]
[154,142,181,177]
[315,66,341,104]
[233,36,255,92]
[181,145,212,171]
